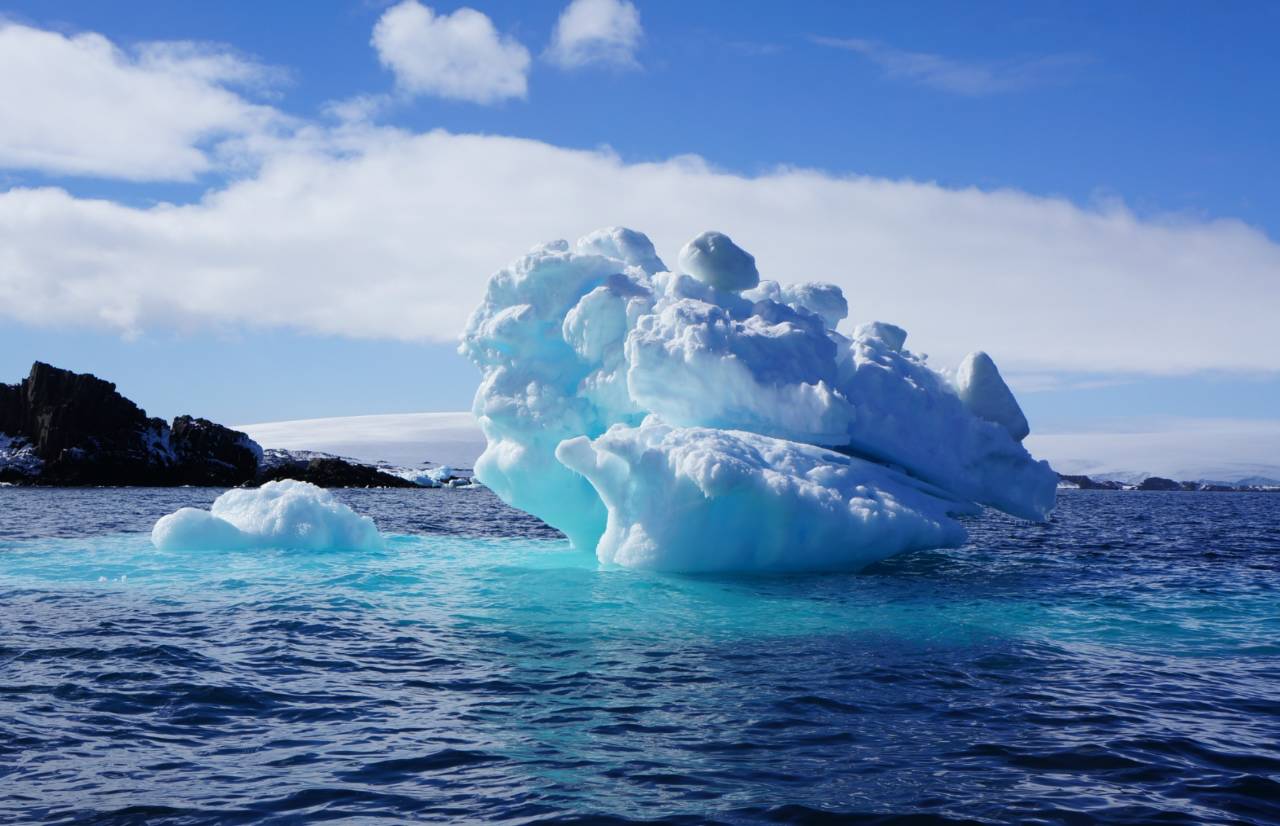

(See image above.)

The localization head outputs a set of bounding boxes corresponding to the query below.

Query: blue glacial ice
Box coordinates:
[152,479,383,552]
[460,227,1057,572]
[557,421,974,572]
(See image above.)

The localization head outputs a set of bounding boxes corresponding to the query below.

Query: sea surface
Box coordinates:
[1,487,1277,825]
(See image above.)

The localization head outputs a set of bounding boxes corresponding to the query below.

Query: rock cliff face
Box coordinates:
[0,362,427,488]
[0,363,264,486]
[0,362,178,484]
[170,415,263,486]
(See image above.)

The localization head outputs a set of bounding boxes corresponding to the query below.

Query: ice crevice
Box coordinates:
[461,227,1057,572]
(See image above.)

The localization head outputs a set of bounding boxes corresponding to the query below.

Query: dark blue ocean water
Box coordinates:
[0,487,1277,825]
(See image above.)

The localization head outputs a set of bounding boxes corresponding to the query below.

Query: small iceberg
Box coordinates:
[152,479,384,552]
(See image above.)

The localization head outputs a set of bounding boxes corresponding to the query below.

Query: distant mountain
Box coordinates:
[1057,472,1278,492]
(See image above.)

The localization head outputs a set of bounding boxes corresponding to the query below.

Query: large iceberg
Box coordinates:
[152,479,384,552]
[461,228,1056,572]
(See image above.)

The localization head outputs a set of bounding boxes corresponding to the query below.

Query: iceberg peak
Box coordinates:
[677,230,760,292]
[954,351,1031,442]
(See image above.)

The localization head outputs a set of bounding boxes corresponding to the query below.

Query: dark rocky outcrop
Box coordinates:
[1057,471,1277,493]
[257,456,417,488]
[170,415,263,486]
[2,362,435,488]
[1,362,176,485]
[1056,473,1125,491]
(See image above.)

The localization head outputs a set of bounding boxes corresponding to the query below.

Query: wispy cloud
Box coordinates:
[814,36,1088,96]
[546,0,643,71]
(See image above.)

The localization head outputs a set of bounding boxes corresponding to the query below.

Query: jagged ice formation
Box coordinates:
[461,227,1056,571]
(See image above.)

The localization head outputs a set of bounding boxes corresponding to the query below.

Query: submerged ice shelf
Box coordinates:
[461,227,1057,572]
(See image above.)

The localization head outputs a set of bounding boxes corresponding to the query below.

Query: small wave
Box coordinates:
[339,748,506,783]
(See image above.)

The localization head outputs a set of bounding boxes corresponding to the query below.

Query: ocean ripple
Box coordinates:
[0,488,1277,824]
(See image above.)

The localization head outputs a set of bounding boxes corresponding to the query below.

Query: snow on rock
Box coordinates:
[461,226,1057,571]
[677,231,759,292]
[387,464,463,487]
[152,479,383,552]
[557,421,973,572]
[954,351,1031,442]
[0,434,43,477]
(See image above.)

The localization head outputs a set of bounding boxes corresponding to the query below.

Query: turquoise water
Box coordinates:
[1,488,1278,823]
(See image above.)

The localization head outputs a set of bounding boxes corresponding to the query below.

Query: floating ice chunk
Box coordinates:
[557,421,973,572]
[152,507,251,550]
[461,226,1057,566]
[387,464,463,487]
[954,351,1030,442]
[677,231,759,292]
[151,479,383,552]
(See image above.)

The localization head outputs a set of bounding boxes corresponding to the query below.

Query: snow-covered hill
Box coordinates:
[236,413,484,469]
[1025,418,1280,485]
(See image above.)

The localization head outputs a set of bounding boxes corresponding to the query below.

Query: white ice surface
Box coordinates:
[955,351,1031,442]
[557,421,974,572]
[151,479,384,552]
[387,464,460,487]
[677,231,760,292]
[460,227,1057,568]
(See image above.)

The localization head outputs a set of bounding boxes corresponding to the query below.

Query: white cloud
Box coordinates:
[0,22,287,181]
[2,127,1278,380]
[815,37,1086,96]
[371,1,530,104]
[547,0,642,70]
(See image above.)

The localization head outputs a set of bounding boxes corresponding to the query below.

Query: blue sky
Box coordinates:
[0,0,1277,435]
